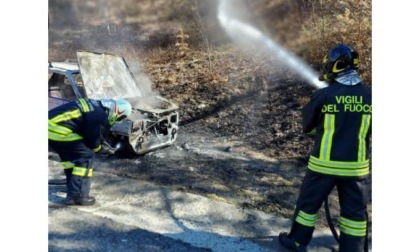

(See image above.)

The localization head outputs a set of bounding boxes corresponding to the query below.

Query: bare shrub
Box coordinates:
[175,28,190,58]
[297,0,372,85]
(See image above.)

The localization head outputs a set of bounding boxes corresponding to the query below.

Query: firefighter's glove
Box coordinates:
[98,144,113,156]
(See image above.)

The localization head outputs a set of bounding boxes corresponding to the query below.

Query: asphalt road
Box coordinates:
[47,159,347,252]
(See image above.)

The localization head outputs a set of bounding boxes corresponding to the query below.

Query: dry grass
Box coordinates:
[295,0,372,85]
[168,0,373,85]
[50,0,371,84]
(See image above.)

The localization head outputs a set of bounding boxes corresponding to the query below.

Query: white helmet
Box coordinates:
[100,99,132,125]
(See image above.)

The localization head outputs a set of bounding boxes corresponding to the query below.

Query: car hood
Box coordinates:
[76,50,178,114]
[77,50,148,99]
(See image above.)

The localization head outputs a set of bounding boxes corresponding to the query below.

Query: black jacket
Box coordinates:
[48,98,108,151]
[302,82,372,178]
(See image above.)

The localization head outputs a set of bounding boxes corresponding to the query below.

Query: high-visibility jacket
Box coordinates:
[48,98,108,152]
[302,82,372,178]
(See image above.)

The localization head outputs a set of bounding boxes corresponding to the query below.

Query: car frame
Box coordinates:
[48,51,179,155]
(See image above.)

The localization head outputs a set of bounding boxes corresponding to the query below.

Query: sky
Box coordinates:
[1,0,419,251]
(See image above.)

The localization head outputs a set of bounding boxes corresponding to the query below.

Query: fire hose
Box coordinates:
[324,196,369,252]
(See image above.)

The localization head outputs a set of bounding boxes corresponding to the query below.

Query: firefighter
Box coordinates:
[278,44,372,252]
[48,98,132,206]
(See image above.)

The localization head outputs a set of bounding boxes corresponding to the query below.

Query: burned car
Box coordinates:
[48,51,179,155]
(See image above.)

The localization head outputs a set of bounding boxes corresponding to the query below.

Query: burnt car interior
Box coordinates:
[48,72,87,101]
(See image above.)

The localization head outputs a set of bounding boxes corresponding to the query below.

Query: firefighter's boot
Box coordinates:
[79,176,96,205]
[338,233,365,252]
[279,232,308,252]
[64,175,96,206]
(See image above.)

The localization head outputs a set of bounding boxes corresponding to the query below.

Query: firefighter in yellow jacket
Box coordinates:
[48,98,132,206]
[279,44,372,252]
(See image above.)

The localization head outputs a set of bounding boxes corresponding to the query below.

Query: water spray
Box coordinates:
[217,0,327,89]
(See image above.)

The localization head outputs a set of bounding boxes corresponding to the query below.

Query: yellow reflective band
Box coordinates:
[308,164,369,177]
[295,210,317,227]
[50,109,82,123]
[48,120,82,141]
[340,225,366,237]
[61,161,75,169]
[79,99,90,112]
[308,156,370,177]
[93,145,102,153]
[320,114,335,161]
[340,217,367,228]
[48,131,83,141]
[298,210,317,221]
[48,121,73,135]
[339,217,367,237]
[72,167,93,177]
[358,115,371,162]
[49,108,84,141]
[310,156,369,168]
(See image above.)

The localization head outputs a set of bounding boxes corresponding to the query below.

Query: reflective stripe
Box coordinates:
[308,155,369,177]
[295,210,317,227]
[50,109,82,123]
[358,114,371,162]
[48,121,73,135]
[48,131,83,141]
[339,216,367,237]
[309,156,369,168]
[72,167,93,177]
[48,108,84,142]
[308,163,369,176]
[78,99,90,112]
[93,145,102,153]
[320,114,335,160]
[61,161,75,169]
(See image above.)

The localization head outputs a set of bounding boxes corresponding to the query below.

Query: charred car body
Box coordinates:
[48,51,179,155]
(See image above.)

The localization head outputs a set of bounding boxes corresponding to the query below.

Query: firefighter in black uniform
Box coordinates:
[48,98,132,206]
[279,44,372,252]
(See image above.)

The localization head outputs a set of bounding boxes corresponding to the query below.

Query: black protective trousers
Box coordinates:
[49,139,95,198]
[289,170,369,252]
